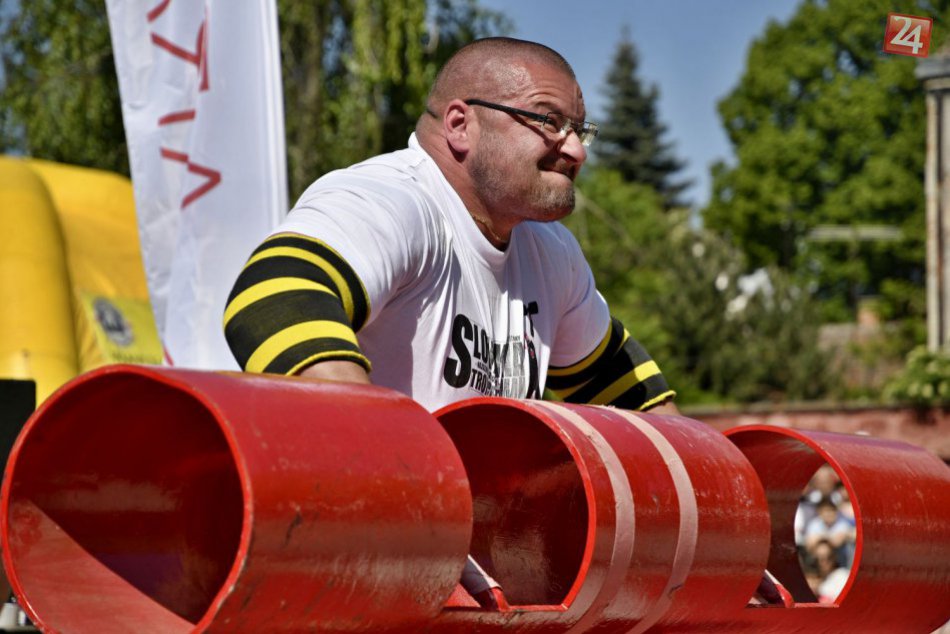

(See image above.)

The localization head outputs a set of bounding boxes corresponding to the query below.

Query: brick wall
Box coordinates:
[687,404,950,460]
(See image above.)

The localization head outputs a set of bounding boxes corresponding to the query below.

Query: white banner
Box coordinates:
[106,0,287,369]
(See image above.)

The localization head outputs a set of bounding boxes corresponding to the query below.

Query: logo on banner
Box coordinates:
[81,293,163,365]
[93,298,134,347]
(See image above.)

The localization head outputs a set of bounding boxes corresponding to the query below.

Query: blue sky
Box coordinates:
[477,0,803,208]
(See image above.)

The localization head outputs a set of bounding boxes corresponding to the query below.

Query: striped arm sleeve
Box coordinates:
[223,232,371,375]
[547,317,675,411]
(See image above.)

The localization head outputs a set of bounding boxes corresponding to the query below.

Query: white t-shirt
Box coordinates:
[277,134,610,412]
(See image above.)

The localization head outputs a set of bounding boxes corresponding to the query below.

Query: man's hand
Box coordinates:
[299,360,371,384]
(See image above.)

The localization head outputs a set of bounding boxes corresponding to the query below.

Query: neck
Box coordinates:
[414,127,513,249]
[469,211,510,249]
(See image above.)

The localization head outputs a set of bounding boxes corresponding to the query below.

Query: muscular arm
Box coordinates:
[547,317,677,413]
[224,232,372,378]
[300,360,371,384]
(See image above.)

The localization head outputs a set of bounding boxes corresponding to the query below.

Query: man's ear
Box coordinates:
[444,99,473,155]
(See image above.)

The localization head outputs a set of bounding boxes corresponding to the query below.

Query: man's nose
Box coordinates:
[559,129,588,165]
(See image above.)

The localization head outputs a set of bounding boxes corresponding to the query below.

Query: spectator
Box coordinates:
[811,539,849,603]
[804,497,855,562]
[795,464,842,545]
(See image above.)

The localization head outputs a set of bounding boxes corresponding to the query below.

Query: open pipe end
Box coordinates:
[2,367,245,632]
[437,400,590,609]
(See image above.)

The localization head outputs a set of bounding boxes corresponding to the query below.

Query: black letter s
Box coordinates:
[443,314,473,388]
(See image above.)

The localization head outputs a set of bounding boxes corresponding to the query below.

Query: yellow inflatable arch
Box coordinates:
[0,156,161,404]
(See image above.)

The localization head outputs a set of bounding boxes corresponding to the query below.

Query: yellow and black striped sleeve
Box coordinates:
[546,317,675,411]
[223,232,371,375]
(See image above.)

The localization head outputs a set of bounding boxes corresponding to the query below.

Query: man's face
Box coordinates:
[812,465,838,495]
[819,504,838,525]
[814,543,836,573]
[467,62,588,223]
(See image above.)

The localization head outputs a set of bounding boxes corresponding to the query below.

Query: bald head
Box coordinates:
[414,37,587,238]
[425,37,576,115]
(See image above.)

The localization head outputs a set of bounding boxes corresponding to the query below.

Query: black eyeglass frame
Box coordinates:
[463,98,598,146]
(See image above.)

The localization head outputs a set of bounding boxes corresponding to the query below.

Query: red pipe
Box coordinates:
[6,369,948,633]
[430,399,771,633]
[1,365,472,633]
[725,425,950,633]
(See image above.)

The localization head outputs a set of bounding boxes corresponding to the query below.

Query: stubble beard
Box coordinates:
[470,137,576,223]
[530,173,575,220]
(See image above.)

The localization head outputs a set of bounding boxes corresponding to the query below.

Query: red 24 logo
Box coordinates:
[883,13,932,58]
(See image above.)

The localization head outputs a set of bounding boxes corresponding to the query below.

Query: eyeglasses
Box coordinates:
[464,99,599,147]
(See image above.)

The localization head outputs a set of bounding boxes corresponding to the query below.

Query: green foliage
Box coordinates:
[564,168,673,359]
[427,0,513,71]
[595,29,688,208]
[884,346,950,406]
[567,166,833,405]
[0,0,510,197]
[282,0,509,197]
[0,0,129,174]
[640,231,833,404]
[278,0,432,196]
[705,0,944,323]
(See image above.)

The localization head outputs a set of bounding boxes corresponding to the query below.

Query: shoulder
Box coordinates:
[299,148,431,212]
[288,147,442,242]
[831,518,852,532]
[517,221,589,279]
[804,517,825,532]
[519,221,584,258]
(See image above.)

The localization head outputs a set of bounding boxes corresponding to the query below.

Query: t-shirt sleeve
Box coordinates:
[280,172,436,322]
[545,227,675,411]
[223,169,436,374]
[804,518,824,538]
[547,227,612,368]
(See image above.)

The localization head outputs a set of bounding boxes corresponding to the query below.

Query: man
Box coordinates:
[224,37,677,416]
[224,36,682,609]
[804,498,855,556]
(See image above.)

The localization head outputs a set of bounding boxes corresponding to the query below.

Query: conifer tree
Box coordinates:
[595,29,689,208]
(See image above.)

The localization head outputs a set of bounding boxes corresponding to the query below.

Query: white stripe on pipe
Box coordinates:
[610,408,698,634]
[530,402,636,634]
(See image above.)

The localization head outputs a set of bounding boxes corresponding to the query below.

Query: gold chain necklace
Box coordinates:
[469,212,507,245]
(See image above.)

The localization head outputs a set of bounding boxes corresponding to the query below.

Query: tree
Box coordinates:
[884,345,950,407]
[278,0,510,197]
[594,29,689,208]
[0,0,129,175]
[564,168,672,360]
[564,166,832,404]
[278,0,432,196]
[0,0,510,197]
[705,0,950,323]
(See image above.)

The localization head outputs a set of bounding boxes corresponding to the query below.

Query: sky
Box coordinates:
[476,0,803,208]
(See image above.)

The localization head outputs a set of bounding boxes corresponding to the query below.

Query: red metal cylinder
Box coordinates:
[725,425,950,633]
[1,364,472,633]
[430,399,771,633]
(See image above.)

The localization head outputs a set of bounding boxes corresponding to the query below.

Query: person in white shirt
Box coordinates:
[224,37,678,416]
[805,498,855,554]
[224,38,681,608]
